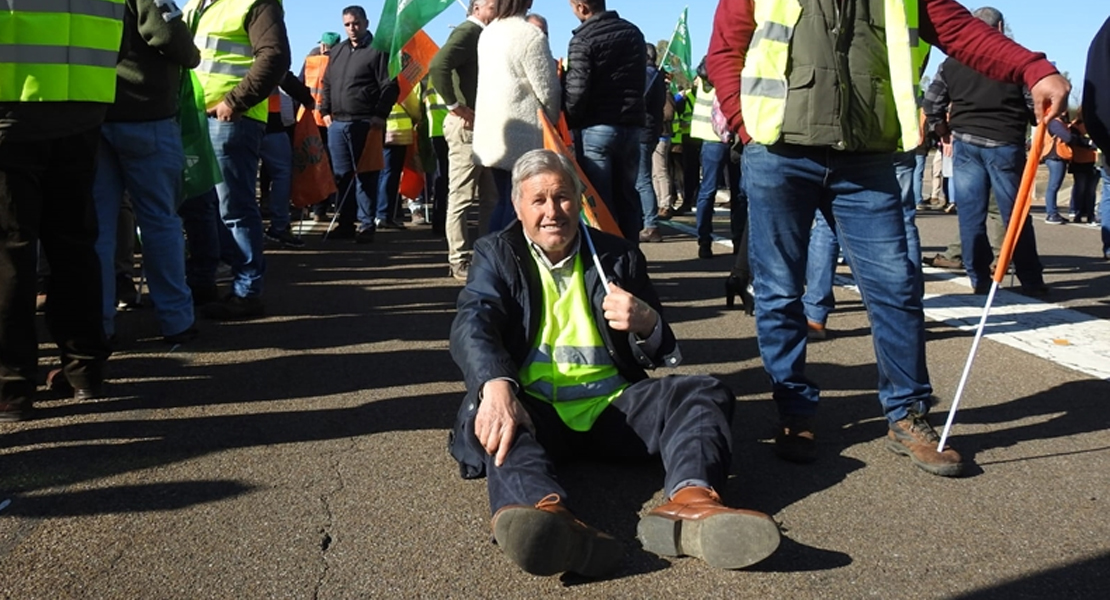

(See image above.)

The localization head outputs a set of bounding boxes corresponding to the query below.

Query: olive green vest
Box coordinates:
[743,0,928,152]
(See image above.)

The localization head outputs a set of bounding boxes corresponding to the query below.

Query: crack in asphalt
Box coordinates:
[313,451,346,600]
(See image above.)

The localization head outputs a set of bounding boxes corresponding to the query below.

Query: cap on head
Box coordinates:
[320,32,341,46]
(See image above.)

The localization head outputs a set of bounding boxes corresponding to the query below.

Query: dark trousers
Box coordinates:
[485,375,735,515]
[0,127,111,405]
[426,136,448,235]
[680,138,702,209]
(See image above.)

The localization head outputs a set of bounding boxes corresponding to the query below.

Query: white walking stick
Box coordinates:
[937,120,1047,451]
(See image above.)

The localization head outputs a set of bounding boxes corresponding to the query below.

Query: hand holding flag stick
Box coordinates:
[936,118,1048,451]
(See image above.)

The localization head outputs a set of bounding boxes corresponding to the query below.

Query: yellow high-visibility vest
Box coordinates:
[0,0,126,103]
[741,0,928,151]
[690,87,719,142]
[185,0,282,123]
[519,253,628,432]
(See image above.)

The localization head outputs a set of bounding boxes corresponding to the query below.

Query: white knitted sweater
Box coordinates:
[473,16,561,171]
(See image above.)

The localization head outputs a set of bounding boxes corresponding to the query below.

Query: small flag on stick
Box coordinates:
[537,110,622,236]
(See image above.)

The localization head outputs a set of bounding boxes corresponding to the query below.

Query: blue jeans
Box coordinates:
[802,210,838,326]
[894,151,924,296]
[259,130,293,232]
[1101,167,1110,255]
[696,141,729,246]
[328,120,381,230]
[951,139,1043,291]
[179,187,220,291]
[1071,166,1098,221]
[377,144,406,222]
[209,117,266,298]
[1044,158,1067,219]
[637,139,658,229]
[912,152,926,207]
[576,124,642,241]
[744,143,932,424]
[488,167,514,232]
[94,119,194,337]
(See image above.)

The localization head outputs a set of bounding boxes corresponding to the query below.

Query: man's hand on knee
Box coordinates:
[475,380,534,467]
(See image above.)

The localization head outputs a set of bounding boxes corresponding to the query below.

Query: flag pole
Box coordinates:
[937,119,1048,451]
[656,7,687,80]
[455,0,468,13]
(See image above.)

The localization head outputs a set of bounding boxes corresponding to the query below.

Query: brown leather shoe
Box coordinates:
[638,486,780,569]
[491,494,623,577]
[639,228,663,243]
[887,412,964,477]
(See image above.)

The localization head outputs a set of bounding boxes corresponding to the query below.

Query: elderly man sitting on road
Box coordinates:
[448,149,780,578]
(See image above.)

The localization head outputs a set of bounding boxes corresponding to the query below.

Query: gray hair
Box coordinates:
[511,149,583,205]
[526,13,548,36]
[972,7,1004,29]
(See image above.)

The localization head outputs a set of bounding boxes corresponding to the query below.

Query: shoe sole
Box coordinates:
[885,439,964,477]
[493,507,623,577]
[637,512,780,570]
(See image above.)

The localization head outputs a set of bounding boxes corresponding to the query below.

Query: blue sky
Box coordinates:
[285,0,1105,102]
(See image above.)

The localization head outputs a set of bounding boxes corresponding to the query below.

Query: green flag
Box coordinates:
[662,7,694,82]
[372,0,455,78]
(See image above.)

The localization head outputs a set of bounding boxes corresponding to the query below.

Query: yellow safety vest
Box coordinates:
[690,87,719,142]
[424,89,447,138]
[185,0,280,123]
[741,0,929,151]
[519,253,628,432]
[0,0,126,103]
[386,83,419,145]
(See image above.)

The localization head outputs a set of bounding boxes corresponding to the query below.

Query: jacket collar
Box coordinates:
[572,10,619,35]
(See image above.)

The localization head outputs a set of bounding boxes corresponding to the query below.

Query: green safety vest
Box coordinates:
[671,89,694,143]
[690,87,718,142]
[519,253,628,432]
[0,0,126,103]
[741,0,929,151]
[424,89,447,138]
[185,0,279,123]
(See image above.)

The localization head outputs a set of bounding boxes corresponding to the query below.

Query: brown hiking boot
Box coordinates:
[887,412,964,477]
[491,494,623,577]
[638,486,780,570]
[774,415,817,463]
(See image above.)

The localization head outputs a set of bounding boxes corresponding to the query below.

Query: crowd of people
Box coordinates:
[1,0,1103,581]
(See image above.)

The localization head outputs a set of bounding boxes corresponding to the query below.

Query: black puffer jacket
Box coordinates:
[563,11,646,130]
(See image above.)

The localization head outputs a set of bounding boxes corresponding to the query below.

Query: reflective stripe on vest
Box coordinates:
[690,87,718,142]
[0,0,125,102]
[303,54,328,127]
[424,90,447,137]
[740,0,927,150]
[519,253,628,432]
[185,0,280,123]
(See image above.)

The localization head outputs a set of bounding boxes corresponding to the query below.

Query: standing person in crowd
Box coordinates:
[260,73,315,248]
[423,84,449,236]
[300,32,341,223]
[638,44,667,244]
[472,0,560,232]
[94,0,201,346]
[0,0,124,421]
[449,149,780,578]
[320,5,399,243]
[689,58,736,260]
[563,0,647,242]
[429,0,497,281]
[674,86,701,216]
[378,84,421,229]
[1060,110,1100,225]
[652,72,677,224]
[183,0,291,320]
[925,8,1048,298]
[708,0,1069,476]
[1042,114,1073,225]
[1083,16,1110,259]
